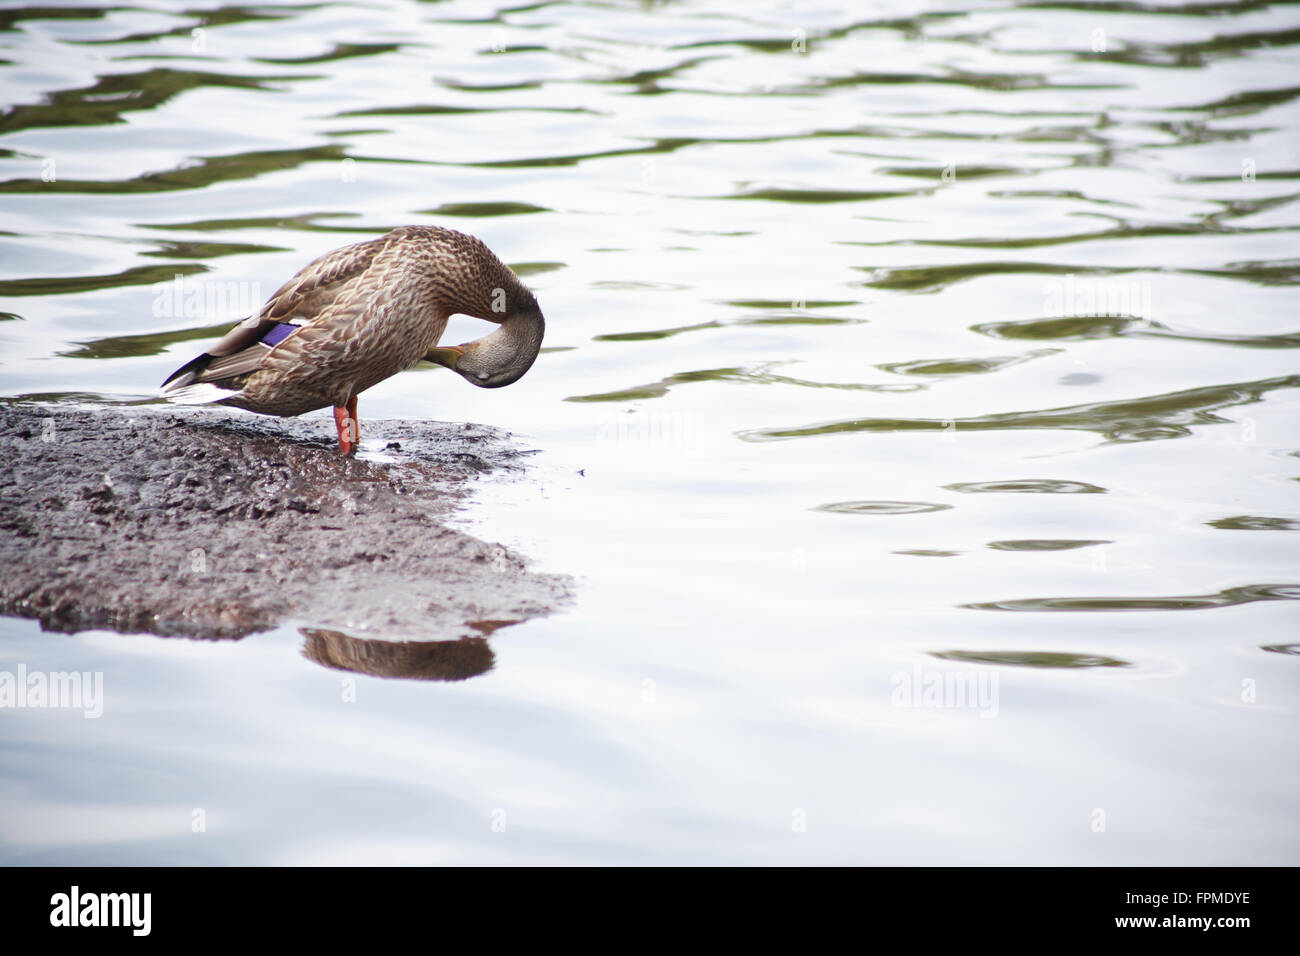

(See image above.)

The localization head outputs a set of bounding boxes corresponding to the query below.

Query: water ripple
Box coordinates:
[965,584,1300,612]
[946,479,1107,494]
[932,650,1131,668]
[815,500,952,515]
[738,375,1300,443]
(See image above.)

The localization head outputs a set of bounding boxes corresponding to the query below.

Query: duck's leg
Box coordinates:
[333,400,358,457]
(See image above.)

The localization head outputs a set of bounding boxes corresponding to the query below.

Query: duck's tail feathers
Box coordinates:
[161,382,239,405]
[161,352,213,390]
[160,353,240,405]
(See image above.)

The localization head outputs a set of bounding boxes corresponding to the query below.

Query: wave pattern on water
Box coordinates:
[0,0,1298,865]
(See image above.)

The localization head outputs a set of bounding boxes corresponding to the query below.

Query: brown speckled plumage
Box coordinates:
[160,226,545,452]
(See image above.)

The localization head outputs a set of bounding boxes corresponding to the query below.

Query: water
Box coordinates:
[1,0,1298,864]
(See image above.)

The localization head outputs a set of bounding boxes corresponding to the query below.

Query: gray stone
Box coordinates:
[0,403,571,678]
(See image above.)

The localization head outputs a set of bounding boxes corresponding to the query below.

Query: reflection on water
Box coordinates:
[986,538,1111,551]
[965,583,1300,612]
[815,499,952,515]
[302,629,497,682]
[932,650,1131,669]
[945,478,1106,493]
[1,0,1298,864]
[739,374,1300,443]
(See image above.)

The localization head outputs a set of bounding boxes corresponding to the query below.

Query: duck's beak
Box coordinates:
[425,345,463,369]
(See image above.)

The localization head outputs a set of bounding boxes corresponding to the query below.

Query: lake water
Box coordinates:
[1,0,1298,865]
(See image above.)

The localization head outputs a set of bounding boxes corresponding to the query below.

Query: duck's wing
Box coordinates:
[160,235,390,399]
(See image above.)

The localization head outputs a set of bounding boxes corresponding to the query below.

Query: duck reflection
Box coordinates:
[300,621,522,682]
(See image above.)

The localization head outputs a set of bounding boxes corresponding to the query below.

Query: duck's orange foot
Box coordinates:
[333,401,358,457]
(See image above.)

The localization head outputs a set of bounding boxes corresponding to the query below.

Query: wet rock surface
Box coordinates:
[0,404,571,650]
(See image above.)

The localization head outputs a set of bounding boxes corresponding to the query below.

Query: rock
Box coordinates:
[0,403,571,677]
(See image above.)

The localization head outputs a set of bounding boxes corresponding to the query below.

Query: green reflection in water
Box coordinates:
[1189,258,1300,286]
[932,650,1131,668]
[594,321,721,342]
[945,479,1106,494]
[739,315,862,327]
[0,6,108,30]
[1208,515,1300,531]
[0,68,309,135]
[859,261,1135,294]
[567,363,923,403]
[726,188,919,203]
[986,539,1111,551]
[724,299,859,309]
[509,262,566,277]
[879,164,1024,179]
[593,309,864,345]
[738,374,1300,443]
[459,136,696,169]
[880,350,1057,376]
[142,213,364,233]
[254,43,401,66]
[861,222,1208,250]
[3,392,137,406]
[0,263,206,297]
[0,145,350,195]
[1168,82,1300,117]
[964,583,1300,612]
[59,321,235,360]
[977,314,1300,349]
[139,240,289,260]
[787,68,1114,94]
[975,315,1140,341]
[420,202,551,218]
[566,365,736,402]
[335,103,600,117]
[815,500,951,515]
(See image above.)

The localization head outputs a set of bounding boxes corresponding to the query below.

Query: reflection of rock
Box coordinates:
[0,405,570,671]
[302,629,496,681]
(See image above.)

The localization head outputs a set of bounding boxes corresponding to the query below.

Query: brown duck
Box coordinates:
[160,225,545,454]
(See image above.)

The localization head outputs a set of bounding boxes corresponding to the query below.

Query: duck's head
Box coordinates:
[427,299,545,389]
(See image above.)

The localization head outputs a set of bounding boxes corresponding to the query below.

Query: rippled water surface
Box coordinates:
[2,0,1298,864]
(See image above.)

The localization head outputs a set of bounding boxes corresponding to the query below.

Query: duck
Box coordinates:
[159,225,545,455]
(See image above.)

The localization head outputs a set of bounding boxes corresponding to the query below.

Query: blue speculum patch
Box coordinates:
[260,322,299,347]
